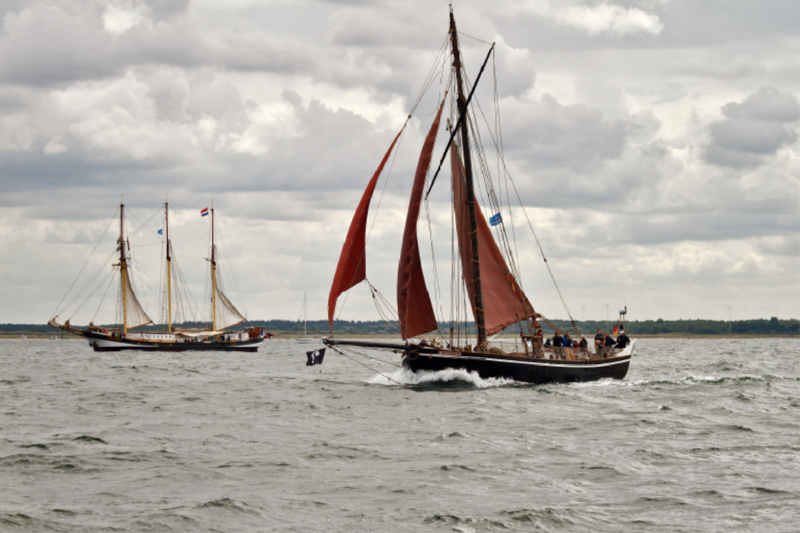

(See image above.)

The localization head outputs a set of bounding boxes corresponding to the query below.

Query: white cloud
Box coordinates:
[509,1,665,36]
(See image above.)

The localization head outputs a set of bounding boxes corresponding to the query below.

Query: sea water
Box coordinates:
[1,338,798,532]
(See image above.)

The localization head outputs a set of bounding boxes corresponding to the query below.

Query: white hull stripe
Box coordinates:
[89,337,264,350]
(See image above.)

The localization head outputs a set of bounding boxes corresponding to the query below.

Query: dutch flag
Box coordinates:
[201,208,209,217]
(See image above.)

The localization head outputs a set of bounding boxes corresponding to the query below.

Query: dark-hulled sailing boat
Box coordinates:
[50,200,267,352]
[323,8,634,384]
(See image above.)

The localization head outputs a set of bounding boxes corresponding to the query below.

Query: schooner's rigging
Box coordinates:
[50,198,267,352]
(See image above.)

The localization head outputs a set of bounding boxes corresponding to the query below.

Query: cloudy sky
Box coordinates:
[0,0,797,326]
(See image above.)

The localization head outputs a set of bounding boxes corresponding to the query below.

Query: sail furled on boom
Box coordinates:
[451,147,536,335]
[328,126,406,326]
[397,100,445,340]
[121,268,153,330]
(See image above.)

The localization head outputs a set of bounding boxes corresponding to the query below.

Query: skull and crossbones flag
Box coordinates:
[306,348,326,366]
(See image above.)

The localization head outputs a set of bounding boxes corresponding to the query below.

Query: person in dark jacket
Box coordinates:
[552,331,563,347]
[579,336,588,349]
[594,329,604,351]
[603,334,615,347]
[615,330,630,348]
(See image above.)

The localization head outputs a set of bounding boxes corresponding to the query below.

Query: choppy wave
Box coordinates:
[368,367,516,388]
[1,338,797,533]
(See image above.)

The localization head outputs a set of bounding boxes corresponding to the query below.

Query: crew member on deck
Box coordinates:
[603,334,615,349]
[615,330,630,348]
[594,329,604,352]
[552,331,563,347]
[563,332,573,348]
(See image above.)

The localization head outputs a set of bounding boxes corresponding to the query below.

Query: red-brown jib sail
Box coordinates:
[397,101,445,340]
[451,148,536,335]
[327,126,406,327]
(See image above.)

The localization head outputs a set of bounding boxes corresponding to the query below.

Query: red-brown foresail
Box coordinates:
[327,127,406,326]
[397,101,445,339]
[451,148,535,335]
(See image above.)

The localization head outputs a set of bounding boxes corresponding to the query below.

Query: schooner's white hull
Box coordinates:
[83,330,265,352]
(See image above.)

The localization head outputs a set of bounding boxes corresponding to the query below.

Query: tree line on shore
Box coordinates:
[4,317,798,336]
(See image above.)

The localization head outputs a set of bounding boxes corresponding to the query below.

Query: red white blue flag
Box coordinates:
[201,208,209,217]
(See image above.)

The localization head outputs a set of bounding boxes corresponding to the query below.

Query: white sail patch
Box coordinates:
[122,268,152,330]
[215,286,246,330]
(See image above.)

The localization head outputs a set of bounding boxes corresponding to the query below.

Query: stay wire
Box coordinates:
[52,208,119,318]
[329,345,402,384]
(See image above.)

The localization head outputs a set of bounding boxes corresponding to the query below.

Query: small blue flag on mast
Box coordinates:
[489,213,502,226]
[158,229,163,235]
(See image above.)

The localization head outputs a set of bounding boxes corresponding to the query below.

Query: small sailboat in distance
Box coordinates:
[50,198,268,352]
[296,292,321,345]
[323,7,634,384]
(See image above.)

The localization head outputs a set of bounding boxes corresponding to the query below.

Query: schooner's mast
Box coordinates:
[165,197,172,333]
[119,197,129,335]
[449,9,486,346]
[210,202,217,332]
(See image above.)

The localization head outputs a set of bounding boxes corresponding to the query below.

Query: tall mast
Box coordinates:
[210,201,217,331]
[449,9,486,346]
[120,196,128,335]
[304,292,307,337]
[165,195,172,333]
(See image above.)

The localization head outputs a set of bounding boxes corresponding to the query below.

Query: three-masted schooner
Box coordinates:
[323,8,634,384]
[50,200,267,352]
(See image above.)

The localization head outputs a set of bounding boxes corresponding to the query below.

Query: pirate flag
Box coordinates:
[306,348,326,366]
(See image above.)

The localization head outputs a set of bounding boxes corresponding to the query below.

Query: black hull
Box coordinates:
[324,338,632,384]
[83,331,264,352]
[403,351,630,384]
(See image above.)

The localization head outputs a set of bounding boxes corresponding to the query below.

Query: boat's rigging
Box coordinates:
[454,44,581,336]
[424,43,495,199]
[367,281,401,334]
[51,208,119,319]
[215,222,249,322]
[327,344,402,384]
[92,270,117,324]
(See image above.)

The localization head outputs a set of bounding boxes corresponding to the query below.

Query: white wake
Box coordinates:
[367,367,515,388]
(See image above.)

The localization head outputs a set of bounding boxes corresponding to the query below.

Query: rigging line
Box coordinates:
[424,194,445,330]
[216,224,248,320]
[91,270,118,324]
[493,51,523,293]
[335,345,403,368]
[70,267,115,321]
[172,209,210,246]
[408,33,450,117]
[61,248,119,317]
[425,43,495,199]
[52,208,119,318]
[328,345,403,385]
[506,170,580,335]
[457,30,492,45]
[126,206,163,238]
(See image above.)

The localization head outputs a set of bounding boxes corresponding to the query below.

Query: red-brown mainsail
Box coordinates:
[451,148,536,336]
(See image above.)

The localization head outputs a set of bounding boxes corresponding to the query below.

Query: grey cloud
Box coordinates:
[503,93,628,169]
[0,3,119,86]
[143,0,191,21]
[705,88,799,168]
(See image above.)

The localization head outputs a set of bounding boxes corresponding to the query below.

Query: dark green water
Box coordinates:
[1,338,798,532]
